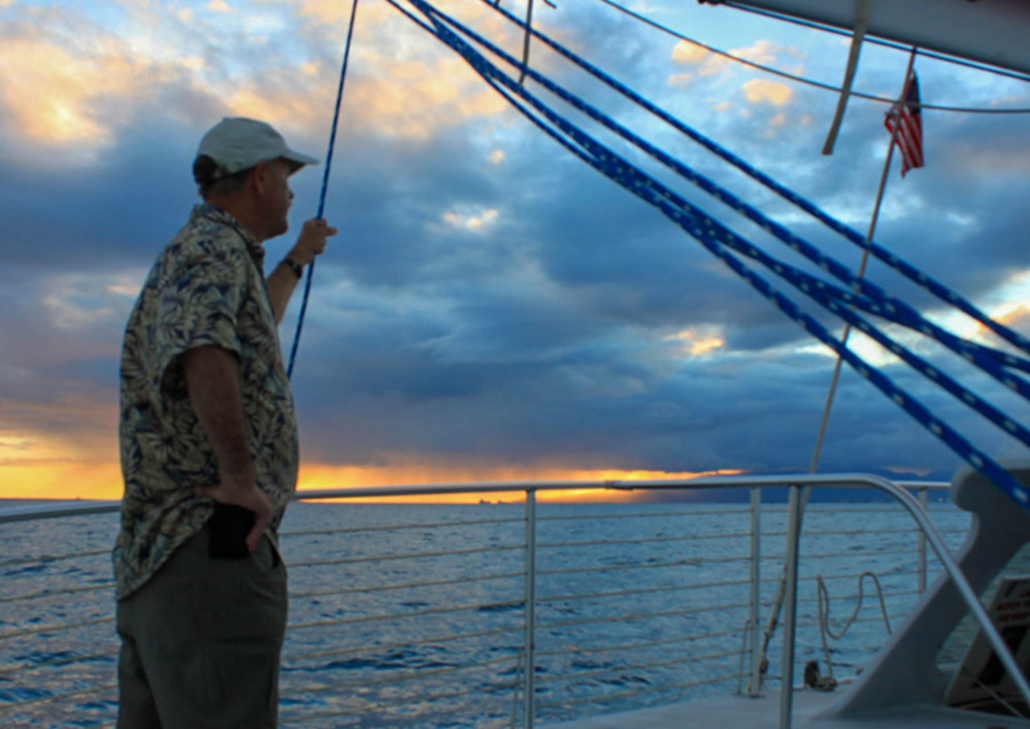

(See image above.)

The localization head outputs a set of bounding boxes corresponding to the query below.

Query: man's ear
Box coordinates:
[249,161,270,195]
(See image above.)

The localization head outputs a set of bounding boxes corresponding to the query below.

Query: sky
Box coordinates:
[1,0,1029,501]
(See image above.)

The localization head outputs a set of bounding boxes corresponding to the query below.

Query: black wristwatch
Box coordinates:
[282,257,304,279]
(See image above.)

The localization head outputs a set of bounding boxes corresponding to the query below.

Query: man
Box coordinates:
[114,117,337,728]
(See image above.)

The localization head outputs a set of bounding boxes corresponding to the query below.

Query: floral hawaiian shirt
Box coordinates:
[114,204,299,599]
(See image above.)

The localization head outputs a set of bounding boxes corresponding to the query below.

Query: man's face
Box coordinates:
[257,158,294,239]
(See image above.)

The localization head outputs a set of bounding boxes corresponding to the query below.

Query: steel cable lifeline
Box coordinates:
[286,0,361,379]
[385,0,1030,511]
[475,0,1030,359]
[594,0,1030,112]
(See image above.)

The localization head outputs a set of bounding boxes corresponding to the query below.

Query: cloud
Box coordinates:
[440,206,499,232]
[742,78,793,105]
[669,38,801,83]
[0,37,144,146]
[0,6,220,167]
[671,41,710,65]
[667,328,725,356]
[670,40,728,78]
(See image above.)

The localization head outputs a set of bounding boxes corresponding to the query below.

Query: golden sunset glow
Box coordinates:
[295,462,742,503]
[0,453,743,504]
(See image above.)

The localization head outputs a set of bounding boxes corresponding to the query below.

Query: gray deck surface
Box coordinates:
[542,689,1030,728]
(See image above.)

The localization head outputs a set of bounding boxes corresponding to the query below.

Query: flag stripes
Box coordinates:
[884,71,924,177]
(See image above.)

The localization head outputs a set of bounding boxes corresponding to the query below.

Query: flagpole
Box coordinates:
[807,45,918,476]
[750,47,920,695]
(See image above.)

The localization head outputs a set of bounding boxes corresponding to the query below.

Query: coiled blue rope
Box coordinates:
[286,0,361,380]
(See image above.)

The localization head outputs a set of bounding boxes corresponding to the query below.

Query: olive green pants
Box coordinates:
[116,526,288,729]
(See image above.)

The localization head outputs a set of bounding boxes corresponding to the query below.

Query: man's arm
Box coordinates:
[266,218,337,324]
[183,345,272,552]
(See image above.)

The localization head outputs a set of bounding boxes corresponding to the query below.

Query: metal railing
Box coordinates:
[0,474,1002,728]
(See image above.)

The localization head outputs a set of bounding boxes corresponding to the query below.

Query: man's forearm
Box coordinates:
[183,346,255,486]
[265,219,336,324]
[266,261,302,324]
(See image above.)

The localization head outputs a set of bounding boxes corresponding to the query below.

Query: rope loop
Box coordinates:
[814,572,892,685]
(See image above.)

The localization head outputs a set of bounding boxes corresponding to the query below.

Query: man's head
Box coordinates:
[192,117,319,240]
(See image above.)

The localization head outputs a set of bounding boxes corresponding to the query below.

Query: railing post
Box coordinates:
[779,484,803,729]
[748,486,763,697]
[917,486,928,594]
[523,489,537,729]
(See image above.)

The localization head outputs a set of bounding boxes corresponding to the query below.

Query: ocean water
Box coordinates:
[0,499,970,728]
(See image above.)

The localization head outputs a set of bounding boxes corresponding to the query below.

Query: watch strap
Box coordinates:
[282,257,304,279]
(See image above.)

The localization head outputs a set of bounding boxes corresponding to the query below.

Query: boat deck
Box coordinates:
[544,689,1030,728]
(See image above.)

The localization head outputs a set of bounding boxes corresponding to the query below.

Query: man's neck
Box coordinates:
[206,196,268,243]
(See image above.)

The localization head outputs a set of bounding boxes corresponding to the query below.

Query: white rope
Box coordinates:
[815,571,892,686]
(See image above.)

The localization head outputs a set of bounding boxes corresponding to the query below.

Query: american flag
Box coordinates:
[884,71,924,177]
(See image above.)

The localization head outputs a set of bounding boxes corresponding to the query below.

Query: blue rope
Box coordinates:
[286,0,361,380]
[388,0,1030,509]
[408,0,1030,404]
[476,0,1030,360]
[461,45,1030,458]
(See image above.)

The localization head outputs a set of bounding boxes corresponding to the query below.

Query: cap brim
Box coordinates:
[283,149,320,173]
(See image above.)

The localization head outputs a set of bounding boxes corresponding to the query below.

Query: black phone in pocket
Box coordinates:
[208,504,255,559]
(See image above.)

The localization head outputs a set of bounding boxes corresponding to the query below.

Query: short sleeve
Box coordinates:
[154,243,247,395]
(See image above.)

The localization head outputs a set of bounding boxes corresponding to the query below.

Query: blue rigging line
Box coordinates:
[411,0,1030,405]
[475,0,1030,359]
[286,0,361,380]
[387,0,1030,509]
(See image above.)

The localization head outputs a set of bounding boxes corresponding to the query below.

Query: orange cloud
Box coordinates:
[666,328,725,356]
[0,0,514,159]
[0,30,206,162]
[224,52,509,141]
[670,41,728,79]
[0,38,127,145]
[345,57,510,139]
[742,78,793,106]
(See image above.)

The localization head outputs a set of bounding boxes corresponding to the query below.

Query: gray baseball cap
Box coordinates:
[196,117,320,179]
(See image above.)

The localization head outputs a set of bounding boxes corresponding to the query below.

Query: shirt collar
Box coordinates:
[192,204,265,269]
